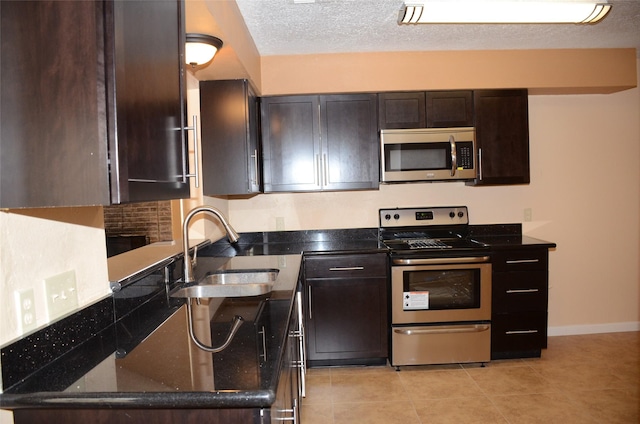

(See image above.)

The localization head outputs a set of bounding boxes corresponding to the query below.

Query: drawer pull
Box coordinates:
[505,329,539,335]
[329,266,365,271]
[506,259,540,264]
[506,288,540,294]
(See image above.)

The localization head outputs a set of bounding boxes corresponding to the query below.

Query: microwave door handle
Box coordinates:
[449,135,457,176]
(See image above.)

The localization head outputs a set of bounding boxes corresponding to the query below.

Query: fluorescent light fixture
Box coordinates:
[185,34,223,68]
[398,1,612,24]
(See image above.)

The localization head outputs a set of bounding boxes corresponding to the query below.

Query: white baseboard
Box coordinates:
[548,321,640,337]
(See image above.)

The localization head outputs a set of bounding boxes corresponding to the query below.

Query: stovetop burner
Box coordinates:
[378,206,488,256]
[407,239,451,249]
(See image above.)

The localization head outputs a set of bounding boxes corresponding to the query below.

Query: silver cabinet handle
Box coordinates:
[506,259,540,264]
[250,149,259,187]
[328,266,364,271]
[506,288,540,294]
[322,153,328,186]
[450,134,457,177]
[184,115,200,188]
[314,154,320,187]
[506,330,539,335]
[478,147,483,181]
[308,286,312,320]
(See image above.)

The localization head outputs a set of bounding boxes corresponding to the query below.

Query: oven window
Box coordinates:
[385,143,449,171]
[402,269,480,310]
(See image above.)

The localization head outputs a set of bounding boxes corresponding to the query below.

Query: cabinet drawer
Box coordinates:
[304,253,388,279]
[492,249,548,272]
[491,311,547,353]
[492,271,548,313]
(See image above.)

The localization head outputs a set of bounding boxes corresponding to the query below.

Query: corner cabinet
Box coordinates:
[303,253,388,366]
[0,0,190,208]
[469,89,530,185]
[261,94,379,192]
[200,80,261,196]
[491,247,549,359]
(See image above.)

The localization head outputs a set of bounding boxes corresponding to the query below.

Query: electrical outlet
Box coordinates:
[276,217,285,231]
[524,208,532,222]
[15,289,37,332]
[44,270,78,320]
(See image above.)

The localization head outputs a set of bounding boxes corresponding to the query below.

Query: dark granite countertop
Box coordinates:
[1,255,302,410]
[1,225,555,412]
[199,228,383,257]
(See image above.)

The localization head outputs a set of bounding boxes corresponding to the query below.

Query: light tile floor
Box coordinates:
[301,331,639,424]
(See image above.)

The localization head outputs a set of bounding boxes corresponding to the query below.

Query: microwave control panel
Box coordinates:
[457,142,474,169]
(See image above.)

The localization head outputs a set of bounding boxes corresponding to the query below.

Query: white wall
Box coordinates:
[228,68,640,334]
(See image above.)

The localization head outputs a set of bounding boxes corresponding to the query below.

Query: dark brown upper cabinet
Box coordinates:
[378,90,473,129]
[426,91,474,127]
[378,92,426,129]
[469,89,530,185]
[0,0,190,208]
[261,94,379,192]
[200,80,261,196]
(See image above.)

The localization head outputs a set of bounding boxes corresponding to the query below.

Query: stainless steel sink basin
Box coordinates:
[170,269,279,298]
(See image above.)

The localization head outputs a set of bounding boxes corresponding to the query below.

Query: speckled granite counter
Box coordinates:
[1,255,302,410]
[1,225,554,413]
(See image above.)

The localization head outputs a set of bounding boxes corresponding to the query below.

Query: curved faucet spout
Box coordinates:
[183,206,240,283]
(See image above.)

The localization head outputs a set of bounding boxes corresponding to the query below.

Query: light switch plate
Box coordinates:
[44,270,78,320]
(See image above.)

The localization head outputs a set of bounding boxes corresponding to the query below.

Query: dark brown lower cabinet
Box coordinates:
[14,409,259,424]
[304,253,389,366]
[491,247,549,359]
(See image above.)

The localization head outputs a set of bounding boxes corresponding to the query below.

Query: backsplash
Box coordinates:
[103,201,173,244]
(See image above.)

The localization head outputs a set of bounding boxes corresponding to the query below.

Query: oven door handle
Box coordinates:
[392,256,490,265]
[394,324,490,335]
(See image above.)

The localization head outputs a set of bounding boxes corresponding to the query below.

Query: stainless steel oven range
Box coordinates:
[379,206,491,367]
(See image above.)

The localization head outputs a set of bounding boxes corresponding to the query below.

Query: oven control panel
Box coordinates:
[379,206,469,228]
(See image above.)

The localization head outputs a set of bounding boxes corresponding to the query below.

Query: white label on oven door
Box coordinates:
[403,291,429,310]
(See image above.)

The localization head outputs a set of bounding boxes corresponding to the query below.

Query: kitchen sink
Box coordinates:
[170,269,279,298]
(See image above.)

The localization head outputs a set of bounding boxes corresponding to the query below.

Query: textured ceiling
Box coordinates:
[234,0,640,56]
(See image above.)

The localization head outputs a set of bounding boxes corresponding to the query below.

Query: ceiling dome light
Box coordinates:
[185,33,223,68]
[398,1,612,24]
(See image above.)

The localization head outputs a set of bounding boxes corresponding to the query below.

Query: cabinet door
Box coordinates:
[471,89,530,185]
[306,277,388,363]
[378,92,426,129]
[261,96,321,192]
[426,91,474,127]
[111,0,190,203]
[321,94,379,190]
[0,0,189,208]
[304,252,388,365]
[1,1,111,208]
[200,80,261,195]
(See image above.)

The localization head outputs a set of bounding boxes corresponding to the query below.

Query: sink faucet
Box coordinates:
[182,206,240,283]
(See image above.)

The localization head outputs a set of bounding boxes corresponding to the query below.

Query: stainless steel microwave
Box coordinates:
[380,127,476,182]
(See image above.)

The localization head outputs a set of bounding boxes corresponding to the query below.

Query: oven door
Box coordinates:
[391,258,491,324]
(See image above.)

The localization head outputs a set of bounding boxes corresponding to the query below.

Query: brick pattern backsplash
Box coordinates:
[103,201,173,244]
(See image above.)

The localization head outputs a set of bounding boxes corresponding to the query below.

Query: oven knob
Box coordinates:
[449,212,455,218]
[385,214,391,221]
[394,214,400,220]
[458,211,464,218]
